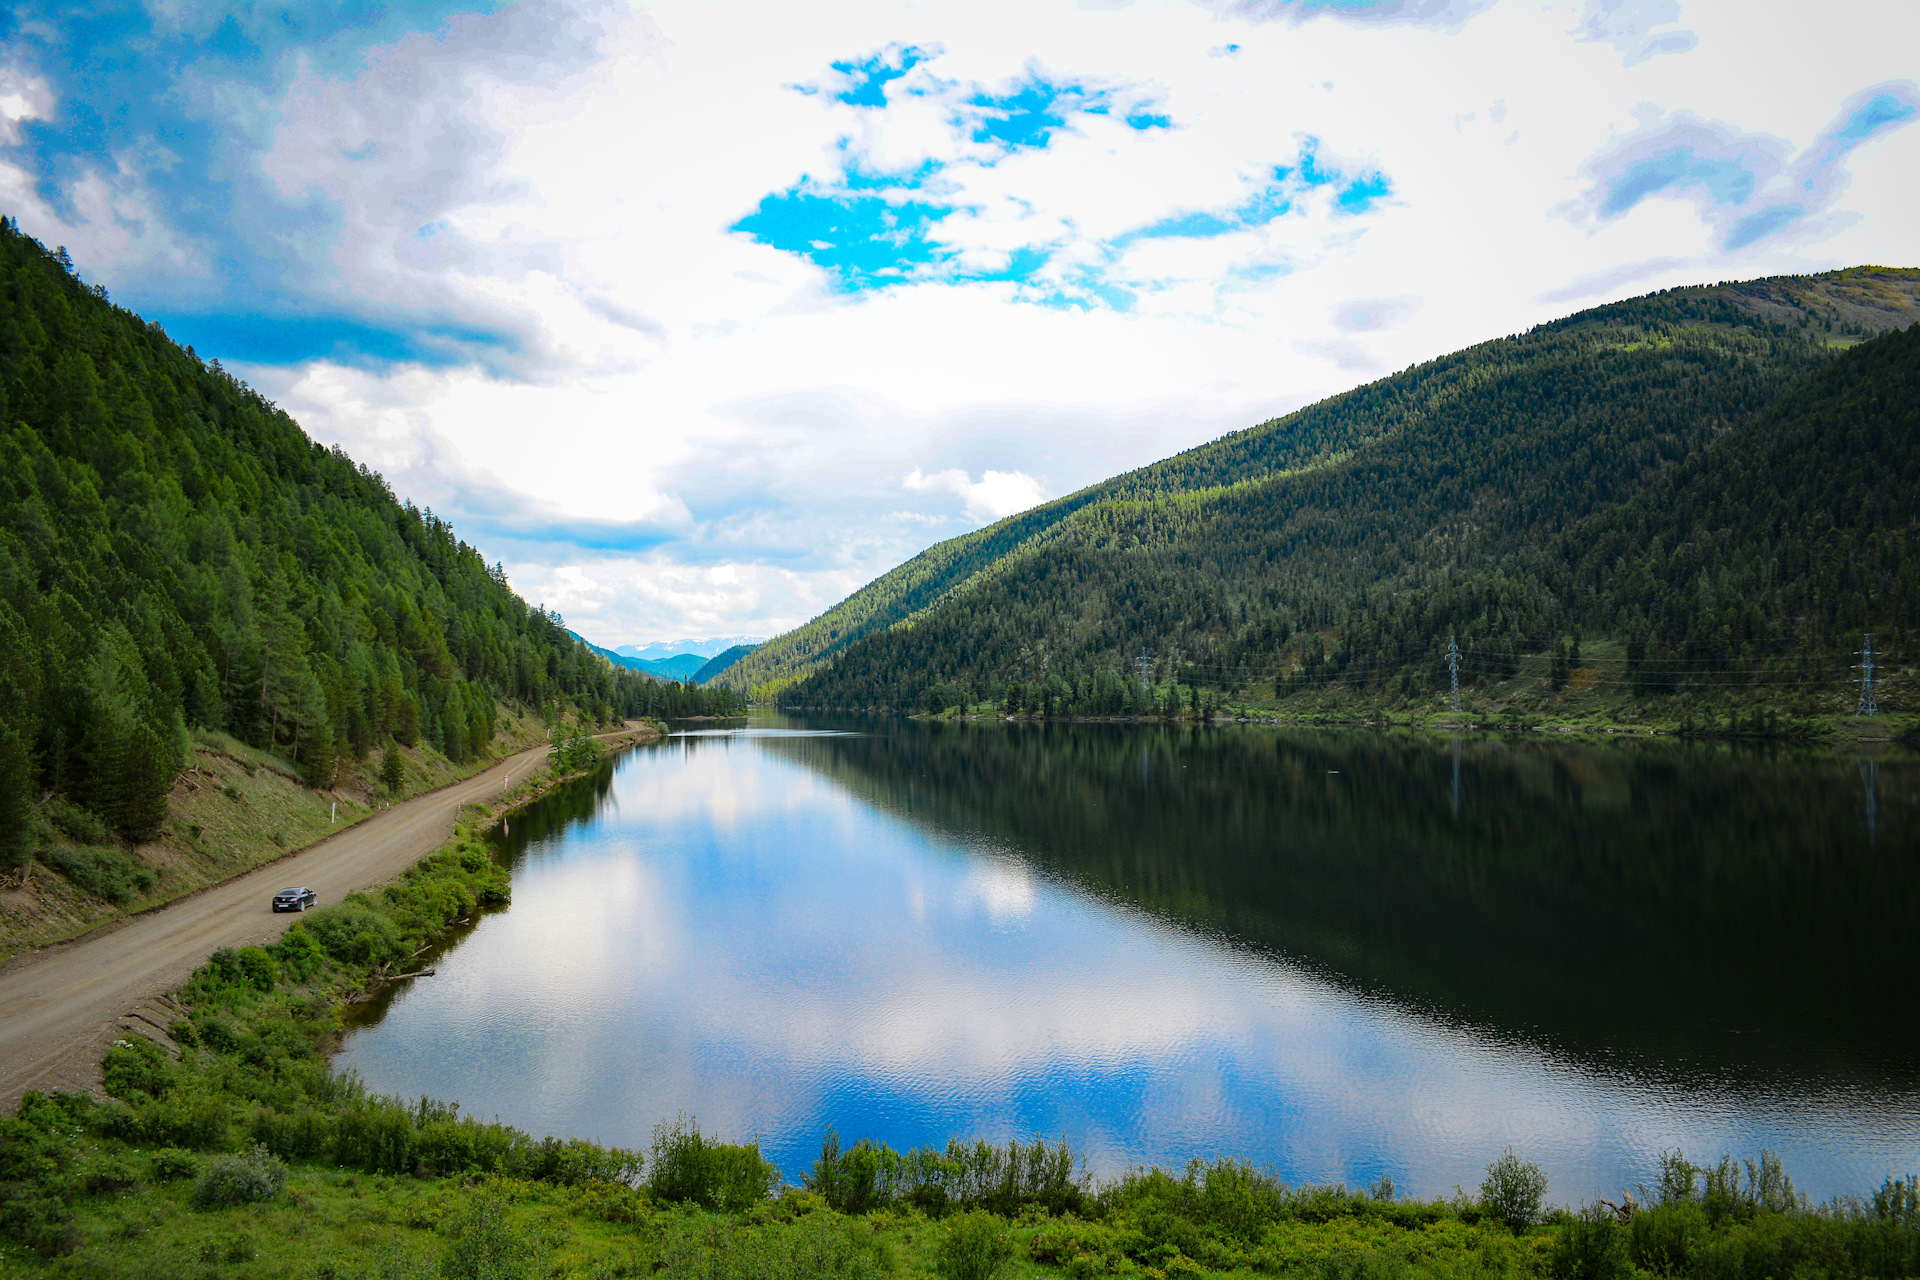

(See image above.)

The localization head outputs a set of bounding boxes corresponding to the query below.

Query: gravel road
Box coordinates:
[0,739,581,1112]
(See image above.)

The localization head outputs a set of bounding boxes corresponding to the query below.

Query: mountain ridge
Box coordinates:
[727,267,1920,718]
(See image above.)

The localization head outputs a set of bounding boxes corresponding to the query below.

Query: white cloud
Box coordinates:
[1574,0,1699,66]
[904,466,1052,522]
[9,0,1920,644]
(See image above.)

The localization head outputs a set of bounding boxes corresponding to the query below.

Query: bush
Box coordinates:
[234,945,278,990]
[1549,1204,1631,1280]
[149,1147,199,1180]
[648,1115,779,1211]
[439,1184,548,1280]
[192,1142,287,1208]
[44,794,113,844]
[1319,1249,1411,1280]
[37,843,156,903]
[937,1210,1016,1280]
[0,1194,78,1257]
[102,1035,174,1099]
[1480,1147,1549,1232]
[81,1151,142,1194]
[269,928,327,982]
[808,1130,900,1214]
[1628,1200,1706,1275]
[302,900,403,965]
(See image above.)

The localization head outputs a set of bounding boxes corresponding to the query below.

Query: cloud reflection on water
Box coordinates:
[337,732,1920,1202]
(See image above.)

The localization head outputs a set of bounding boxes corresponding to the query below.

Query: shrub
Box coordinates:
[1628,1200,1706,1275]
[149,1148,199,1180]
[937,1210,1016,1280]
[0,1194,78,1257]
[1319,1249,1411,1280]
[1480,1147,1549,1232]
[37,843,156,903]
[102,1035,174,1099]
[192,1142,287,1208]
[266,927,328,982]
[438,1184,547,1280]
[1030,1222,1127,1277]
[81,1151,142,1195]
[302,900,404,965]
[648,1114,779,1211]
[44,795,113,844]
[234,945,278,990]
[1549,1204,1631,1280]
[808,1129,900,1214]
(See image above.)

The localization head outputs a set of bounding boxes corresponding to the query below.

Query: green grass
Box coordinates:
[0,706,553,961]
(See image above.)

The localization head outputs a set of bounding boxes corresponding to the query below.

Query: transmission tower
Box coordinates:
[1855,633,1879,716]
[1447,634,1461,717]
[1137,650,1154,685]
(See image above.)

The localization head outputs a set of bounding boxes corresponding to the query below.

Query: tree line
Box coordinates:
[0,216,741,863]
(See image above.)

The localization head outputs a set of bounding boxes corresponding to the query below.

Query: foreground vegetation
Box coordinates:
[2,768,1916,1278]
[753,274,1918,725]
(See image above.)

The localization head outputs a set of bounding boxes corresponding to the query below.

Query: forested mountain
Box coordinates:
[691,644,756,685]
[746,269,1920,716]
[0,218,739,861]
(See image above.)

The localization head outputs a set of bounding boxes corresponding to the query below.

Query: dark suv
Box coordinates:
[272,886,317,912]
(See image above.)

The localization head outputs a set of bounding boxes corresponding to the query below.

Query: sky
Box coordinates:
[2,0,1916,647]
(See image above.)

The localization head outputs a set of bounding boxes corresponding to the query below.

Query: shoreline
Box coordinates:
[5,722,1916,1274]
[771,706,1918,754]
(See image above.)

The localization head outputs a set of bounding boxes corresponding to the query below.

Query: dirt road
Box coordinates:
[0,739,582,1112]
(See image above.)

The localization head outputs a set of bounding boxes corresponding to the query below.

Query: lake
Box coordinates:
[335,717,1920,1203]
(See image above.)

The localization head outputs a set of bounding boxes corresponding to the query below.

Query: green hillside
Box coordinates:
[0,217,740,864]
[692,643,757,685]
[751,269,1920,720]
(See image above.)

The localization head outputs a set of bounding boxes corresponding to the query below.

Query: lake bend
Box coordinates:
[335,717,1920,1205]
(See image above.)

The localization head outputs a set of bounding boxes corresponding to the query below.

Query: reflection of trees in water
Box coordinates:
[764,720,1920,1089]
[346,756,632,1033]
[491,759,623,868]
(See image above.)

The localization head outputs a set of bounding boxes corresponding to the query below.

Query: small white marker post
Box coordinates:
[330,801,336,825]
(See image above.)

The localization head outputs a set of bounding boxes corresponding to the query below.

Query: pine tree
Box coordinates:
[109,719,175,843]
[0,725,34,868]
[380,741,405,796]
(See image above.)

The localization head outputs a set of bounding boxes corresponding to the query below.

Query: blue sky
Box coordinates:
[2,0,1915,643]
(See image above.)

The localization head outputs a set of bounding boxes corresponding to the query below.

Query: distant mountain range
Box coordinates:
[568,633,759,684]
[722,267,1920,717]
[614,637,763,661]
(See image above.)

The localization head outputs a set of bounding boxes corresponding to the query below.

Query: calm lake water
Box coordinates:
[336,717,1920,1202]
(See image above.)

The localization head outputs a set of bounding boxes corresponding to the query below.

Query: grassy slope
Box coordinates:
[725,269,1920,706]
[0,707,549,961]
